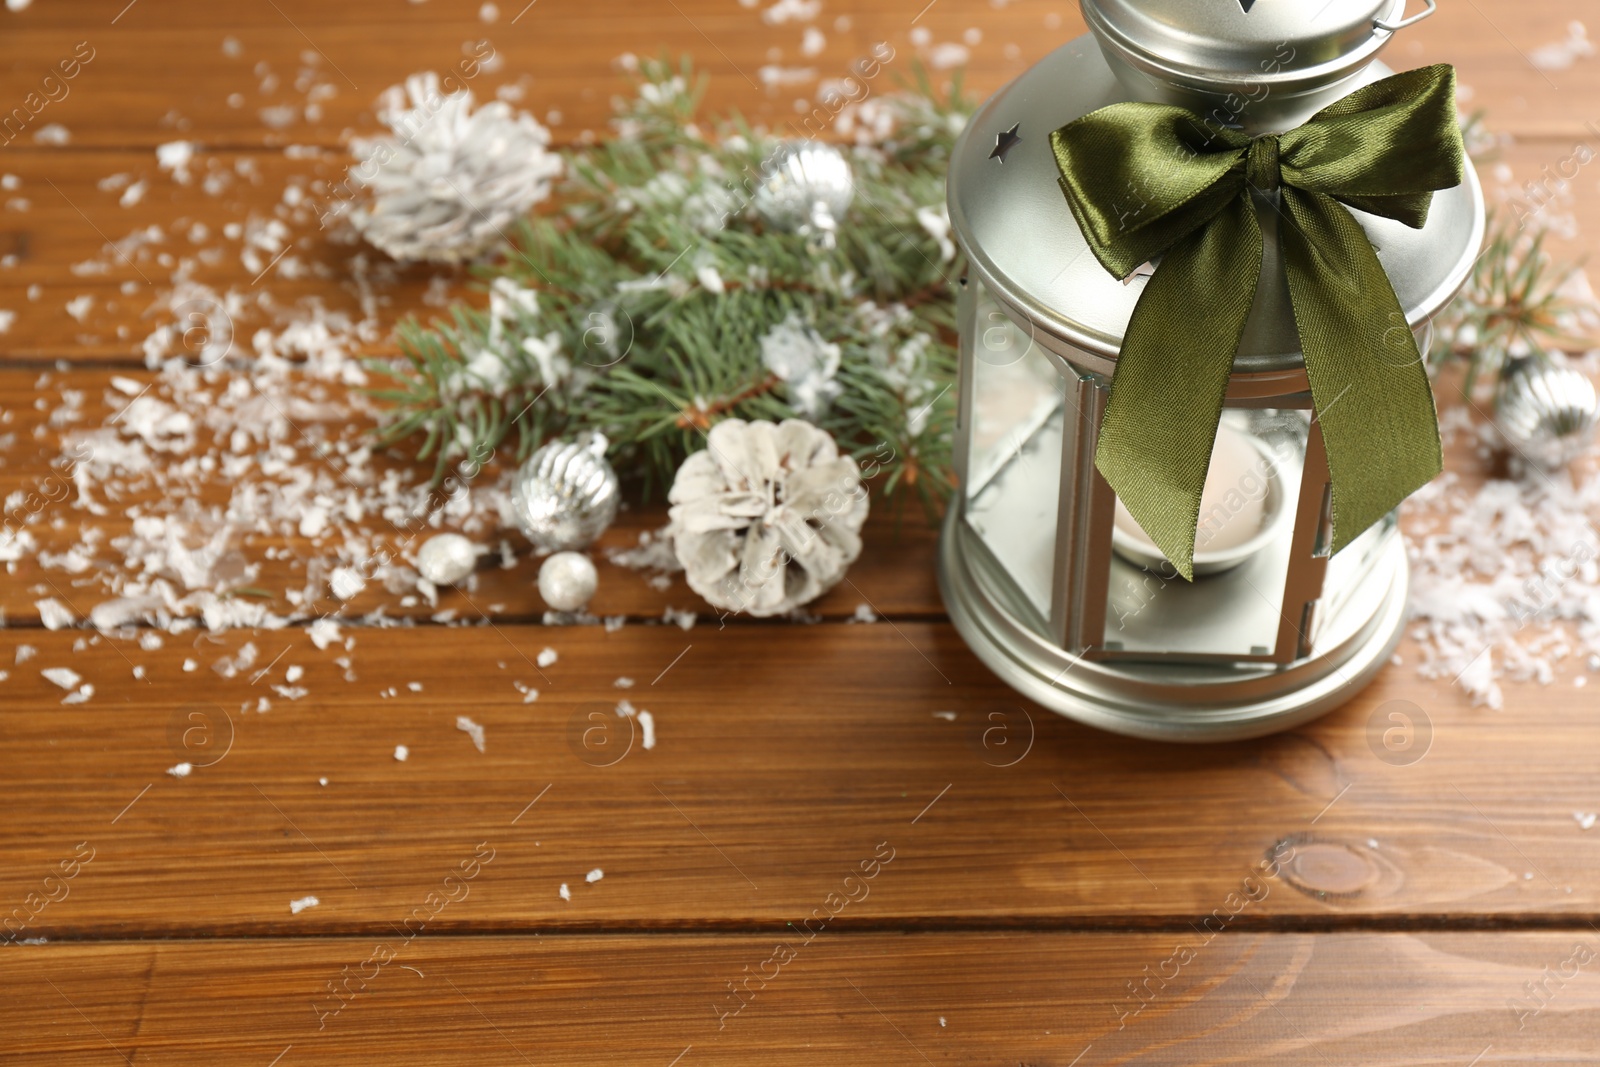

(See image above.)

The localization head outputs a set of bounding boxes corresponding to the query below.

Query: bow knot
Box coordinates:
[1246,135,1281,194]
[1049,64,1465,580]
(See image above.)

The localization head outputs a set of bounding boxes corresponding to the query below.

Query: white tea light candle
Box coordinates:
[1111,422,1273,572]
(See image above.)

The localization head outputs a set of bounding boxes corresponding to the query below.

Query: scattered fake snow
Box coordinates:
[41,667,81,690]
[456,715,486,753]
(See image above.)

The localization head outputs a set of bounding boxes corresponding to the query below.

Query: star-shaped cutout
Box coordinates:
[1239,0,1257,11]
[989,123,1021,163]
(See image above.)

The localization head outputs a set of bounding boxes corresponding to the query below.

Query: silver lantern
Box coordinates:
[939,0,1484,741]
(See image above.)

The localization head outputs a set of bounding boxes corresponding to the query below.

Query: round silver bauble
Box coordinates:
[511,431,621,552]
[753,142,854,252]
[1496,355,1600,470]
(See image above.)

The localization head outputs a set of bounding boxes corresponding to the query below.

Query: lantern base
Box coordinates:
[937,507,1408,742]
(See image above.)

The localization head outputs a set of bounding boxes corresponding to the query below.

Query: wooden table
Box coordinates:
[4,1,1599,1063]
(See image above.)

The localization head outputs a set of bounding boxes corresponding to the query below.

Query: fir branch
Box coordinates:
[374,56,967,503]
[372,56,1586,516]
[1430,212,1587,395]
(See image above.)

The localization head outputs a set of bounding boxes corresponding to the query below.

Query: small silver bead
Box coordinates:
[416,533,479,586]
[538,552,599,612]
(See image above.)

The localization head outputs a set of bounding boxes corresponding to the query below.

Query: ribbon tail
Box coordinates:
[1279,188,1442,553]
[1094,192,1263,581]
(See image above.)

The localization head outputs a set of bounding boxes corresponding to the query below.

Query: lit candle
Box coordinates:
[1112,422,1273,570]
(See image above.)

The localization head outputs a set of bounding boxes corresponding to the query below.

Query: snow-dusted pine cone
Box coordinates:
[668,419,868,617]
[347,73,563,264]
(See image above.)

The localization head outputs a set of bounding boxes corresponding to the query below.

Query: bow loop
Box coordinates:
[1278,65,1465,228]
[1049,64,1464,580]
[1051,107,1250,281]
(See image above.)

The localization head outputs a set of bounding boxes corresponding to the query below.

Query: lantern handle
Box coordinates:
[1373,0,1436,34]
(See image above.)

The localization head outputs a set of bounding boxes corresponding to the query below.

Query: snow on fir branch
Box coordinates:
[365,60,1595,506]
[368,57,968,509]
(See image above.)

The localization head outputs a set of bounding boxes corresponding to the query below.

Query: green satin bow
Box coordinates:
[1050,64,1465,580]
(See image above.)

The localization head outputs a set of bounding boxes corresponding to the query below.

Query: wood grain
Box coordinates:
[2,622,1596,938]
[8,932,1600,1064]
[4,0,1599,1062]
[0,0,1595,151]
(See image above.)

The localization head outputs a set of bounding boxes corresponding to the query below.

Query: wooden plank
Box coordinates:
[0,0,1058,150]
[6,932,1600,1063]
[2,622,1597,938]
[0,0,1594,154]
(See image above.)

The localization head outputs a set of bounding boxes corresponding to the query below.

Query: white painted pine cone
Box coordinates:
[668,419,868,617]
[348,73,563,264]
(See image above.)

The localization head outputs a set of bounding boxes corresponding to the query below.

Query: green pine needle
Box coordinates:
[369,57,1588,510]
[372,56,970,507]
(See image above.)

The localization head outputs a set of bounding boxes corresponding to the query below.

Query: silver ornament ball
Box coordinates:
[538,551,599,612]
[753,142,854,251]
[511,432,621,552]
[416,533,480,586]
[1495,356,1599,470]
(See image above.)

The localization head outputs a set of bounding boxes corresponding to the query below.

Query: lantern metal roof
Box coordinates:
[1084,0,1423,98]
[946,8,1483,389]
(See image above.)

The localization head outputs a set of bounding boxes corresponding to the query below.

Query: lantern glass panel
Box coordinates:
[1315,513,1396,640]
[1099,406,1311,660]
[963,279,1066,621]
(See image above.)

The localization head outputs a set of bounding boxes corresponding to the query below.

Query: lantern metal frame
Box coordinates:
[938,29,1484,742]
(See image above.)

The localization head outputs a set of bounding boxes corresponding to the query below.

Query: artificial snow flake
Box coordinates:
[329,567,366,600]
[289,895,319,914]
[34,598,75,630]
[41,667,81,690]
[760,314,842,419]
[309,619,342,650]
[347,72,563,263]
[1530,20,1594,71]
[156,140,197,183]
[915,204,956,263]
[456,714,486,752]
